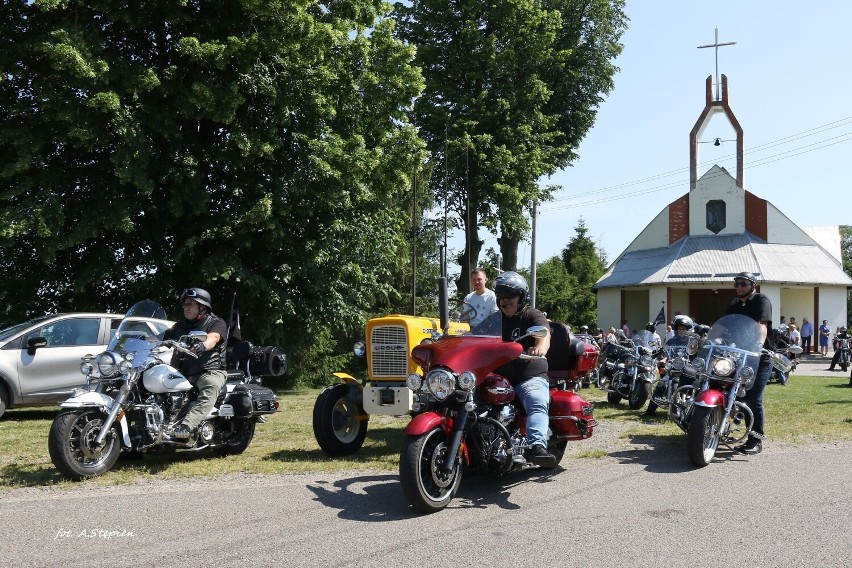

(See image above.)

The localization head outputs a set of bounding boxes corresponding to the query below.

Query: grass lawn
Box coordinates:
[1,373,849,489]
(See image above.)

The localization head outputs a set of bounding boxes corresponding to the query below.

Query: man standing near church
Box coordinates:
[725,272,773,456]
[463,268,498,327]
[800,317,813,354]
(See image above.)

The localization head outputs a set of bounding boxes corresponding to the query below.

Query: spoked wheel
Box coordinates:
[213,419,256,456]
[687,405,722,467]
[399,428,463,514]
[628,381,651,410]
[313,383,368,456]
[48,409,122,480]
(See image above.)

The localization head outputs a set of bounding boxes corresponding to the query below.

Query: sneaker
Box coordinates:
[734,439,762,455]
[530,444,557,469]
[172,424,192,440]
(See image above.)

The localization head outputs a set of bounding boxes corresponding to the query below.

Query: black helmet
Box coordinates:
[180,287,212,310]
[733,272,758,284]
[672,315,694,331]
[580,325,589,332]
[841,326,848,334]
[494,271,528,308]
[645,322,655,331]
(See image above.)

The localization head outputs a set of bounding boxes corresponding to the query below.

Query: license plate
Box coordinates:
[219,404,235,417]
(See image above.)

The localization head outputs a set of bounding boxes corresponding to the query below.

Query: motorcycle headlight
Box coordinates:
[739,366,755,382]
[80,361,94,377]
[670,357,685,371]
[625,356,637,368]
[710,357,735,377]
[457,371,476,391]
[96,352,121,377]
[406,373,423,391]
[425,368,456,400]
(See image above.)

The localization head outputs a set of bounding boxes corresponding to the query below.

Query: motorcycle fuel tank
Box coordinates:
[142,364,193,393]
[479,375,515,405]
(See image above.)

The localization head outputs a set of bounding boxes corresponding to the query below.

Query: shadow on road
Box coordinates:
[305,466,565,520]
[608,433,748,473]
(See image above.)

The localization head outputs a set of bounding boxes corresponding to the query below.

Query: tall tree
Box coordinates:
[0,1,425,384]
[393,0,626,293]
[560,218,605,326]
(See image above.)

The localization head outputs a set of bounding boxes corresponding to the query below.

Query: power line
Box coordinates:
[545,116,852,203]
[541,122,852,212]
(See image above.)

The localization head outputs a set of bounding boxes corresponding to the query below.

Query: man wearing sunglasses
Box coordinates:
[724,272,773,456]
[164,287,228,440]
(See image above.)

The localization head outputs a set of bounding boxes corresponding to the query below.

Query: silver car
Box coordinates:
[0,312,173,418]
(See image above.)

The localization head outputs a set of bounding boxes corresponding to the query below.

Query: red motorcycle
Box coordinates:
[398,323,596,513]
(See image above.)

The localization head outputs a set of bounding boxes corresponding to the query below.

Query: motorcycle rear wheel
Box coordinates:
[399,428,462,514]
[628,381,651,410]
[687,405,722,467]
[549,440,568,468]
[213,419,255,456]
[48,409,122,480]
[606,392,622,404]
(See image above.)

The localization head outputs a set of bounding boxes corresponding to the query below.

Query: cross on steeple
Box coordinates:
[698,27,736,101]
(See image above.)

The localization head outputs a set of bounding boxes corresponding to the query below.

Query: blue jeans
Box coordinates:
[743,356,772,442]
[514,376,550,447]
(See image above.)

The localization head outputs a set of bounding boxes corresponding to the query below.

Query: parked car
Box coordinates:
[0,312,173,418]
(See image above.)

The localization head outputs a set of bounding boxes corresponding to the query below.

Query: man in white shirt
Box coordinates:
[463,268,498,327]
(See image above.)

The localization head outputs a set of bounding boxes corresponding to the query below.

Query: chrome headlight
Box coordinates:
[80,361,94,377]
[624,356,637,368]
[739,366,755,382]
[353,340,366,358]
[710,357,735,377]
[425,368,456,400]
[670,357,685,371]
[406,373,423,391]
[96,352,121,377]
[457,371,476,391]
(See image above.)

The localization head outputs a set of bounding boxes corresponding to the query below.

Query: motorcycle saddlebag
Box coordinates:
[226,384,278,416]
[549,389,595,440]
[573,341,599,375]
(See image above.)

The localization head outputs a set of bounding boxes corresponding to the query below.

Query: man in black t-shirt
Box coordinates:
[492,271,556,468]
[164,287,229,440]
[725,272,772,456]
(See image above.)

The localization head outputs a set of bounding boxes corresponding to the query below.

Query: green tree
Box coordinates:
[534,256,573,323]
[841,225,852,323]
[0,1,425,385]
[393,0,626,292]
[554,218,606,327]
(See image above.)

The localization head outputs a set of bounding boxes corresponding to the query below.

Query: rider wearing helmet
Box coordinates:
[164,287,229,440]
[827,325,851,371]
[644,314,695,416]
[725,271,773,455]
[492,271,556,468]
[645,322,662,349]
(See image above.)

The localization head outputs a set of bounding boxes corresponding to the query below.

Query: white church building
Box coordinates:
[594,75,851,331]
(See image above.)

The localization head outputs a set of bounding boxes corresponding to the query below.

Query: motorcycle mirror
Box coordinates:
[788,345,804,354]
[181,330,208,344]
[518,325,549,341]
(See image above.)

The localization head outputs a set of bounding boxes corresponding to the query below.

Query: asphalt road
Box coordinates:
[1,439,850,568]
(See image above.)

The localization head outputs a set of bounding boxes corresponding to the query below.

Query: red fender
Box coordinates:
[404,412,451,436]
[694,388,726,407]
[403,412,469,465]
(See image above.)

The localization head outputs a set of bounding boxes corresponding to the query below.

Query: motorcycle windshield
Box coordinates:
[632,330,655,349]
[702,314,763,355]
[469,311,502,337]
[107,300,169,354]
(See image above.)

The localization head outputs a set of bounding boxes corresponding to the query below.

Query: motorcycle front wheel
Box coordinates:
[48,409,122,480]
[399,428,463,514]
[213,418,256,456]
[628,381,651,410]
[686,405,722,467]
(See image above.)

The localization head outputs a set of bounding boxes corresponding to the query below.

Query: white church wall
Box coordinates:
[803,225,843,263]
[669,288,691,320]
[766,204,821,246]
[596,288,621,331]
[818,288,850,329]
[690,167,745,236]
[759,283,782,326]
[780,288,814,326]
[624,209,670,254]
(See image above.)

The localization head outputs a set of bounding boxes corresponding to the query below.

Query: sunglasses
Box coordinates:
[182,289,201,298]
[734,281,751,288]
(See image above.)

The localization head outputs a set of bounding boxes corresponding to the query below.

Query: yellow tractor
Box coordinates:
[312,314,468,456]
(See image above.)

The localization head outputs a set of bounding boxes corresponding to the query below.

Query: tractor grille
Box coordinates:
[370,325,409,378]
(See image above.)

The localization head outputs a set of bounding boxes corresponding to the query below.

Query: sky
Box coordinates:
[448,0,852,273]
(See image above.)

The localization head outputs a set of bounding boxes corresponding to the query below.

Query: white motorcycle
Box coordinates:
[48,300,282,480]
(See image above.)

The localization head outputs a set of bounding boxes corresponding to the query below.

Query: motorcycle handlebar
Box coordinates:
[159,339,199,359]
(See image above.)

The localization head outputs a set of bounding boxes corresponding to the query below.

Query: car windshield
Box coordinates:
[0,315,54,342]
